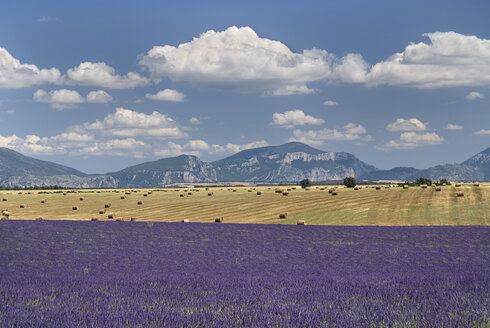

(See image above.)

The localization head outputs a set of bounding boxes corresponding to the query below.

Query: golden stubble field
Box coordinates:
[1,184,489,225]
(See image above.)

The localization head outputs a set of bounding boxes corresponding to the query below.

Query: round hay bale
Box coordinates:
[435,187,442,191]
[137,201,143,205]
[115,218,123,221]
[125,191,131,195]
[328,188,335,193]
[188,192,192,196]
[421,184,428,189]
[232,189,237,192]
[63,192,67,196]
[121,196,125,199]
[91,218,98,221]
[36,217,43,220]
[257,191,262,195]
[403,185,409,189]
[208,192,213,196]
[3,211,11,217]
[331,191,338,196]
[180,194,184,197]
[181,219,189,223]
[99,209,105,214]
[41,199,46,203]
[354,187,359,190]
[455,183,462,187]
[19,204,25,208]
[2,198,7,202]
[473,183,480,187]
[215,217,223,223]
[107,213,114,219]
[287,188,292,191]
[72,206,78,210]
[143,193,148,197]
[248,190,252,192]
[282,192,289,196]
[147,191,152,194]
[375,186,381,190]
[442,183,447,186]
[130,217,137,222]
[79,197,84,201]
[297,220,306,225]
[275,188,283,194]
[105,203,111,208]
[457,192,464,197]
[279,213,287,219]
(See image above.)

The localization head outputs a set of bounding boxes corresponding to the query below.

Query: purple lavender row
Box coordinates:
[1,221,489,327]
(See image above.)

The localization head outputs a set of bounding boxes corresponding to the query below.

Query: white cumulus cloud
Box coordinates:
[189,117,200,125]
[86,90,113,103]
[289,123,369,146]
[0,47,61,88]
[67,62,149,89]
[365,32,490,88]
[446,124,463,130]
[466,91,485,100]
[386,118,427,132]
[33,89,85,110]
[378,132,444,150]
[139,26,368,95]
[145,89,186,102]
[69,107,187,139]
[154,140,268,157]
[475,129,490,135]
[323,100,338,106]
[272,110,324,128]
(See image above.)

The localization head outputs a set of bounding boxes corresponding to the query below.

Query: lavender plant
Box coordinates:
[0,221,488,327]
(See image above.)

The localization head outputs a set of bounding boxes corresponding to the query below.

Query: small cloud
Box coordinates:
[377,132,443,150]
[33,89,85,110]
[323,100,338,106]
[5,109,15,115]
[289,123,369,146]
[189,117,200,125]
[67,62,149,89]
[86,90,113,103]
[466,91,485,100]
[37,16,57,23]
[475,129,490,135]
[272,109,324,128]
[0,47,62,88]
[145,89,186,102]
[446,124,463,130]
[386,118,427,132]
[269,85,317,96]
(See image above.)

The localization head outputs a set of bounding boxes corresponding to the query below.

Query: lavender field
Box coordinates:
[0,221,489,327]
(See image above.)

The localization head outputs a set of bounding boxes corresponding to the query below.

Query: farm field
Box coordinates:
[1,184,489,225]
[0,221,488,327]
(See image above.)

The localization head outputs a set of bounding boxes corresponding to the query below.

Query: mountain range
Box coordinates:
[0,142,488,187]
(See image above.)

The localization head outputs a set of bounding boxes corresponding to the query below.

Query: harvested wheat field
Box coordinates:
[0,184,488,225]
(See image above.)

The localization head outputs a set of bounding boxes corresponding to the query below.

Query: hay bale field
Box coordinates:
[0,185,488,225]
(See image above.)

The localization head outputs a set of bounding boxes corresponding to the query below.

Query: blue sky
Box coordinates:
[0,0,489,173]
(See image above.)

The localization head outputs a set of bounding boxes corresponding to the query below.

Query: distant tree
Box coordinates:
[438,178,450,186]
[343,177,357,188]
[300,179,311,189]
[415,177,432,186]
